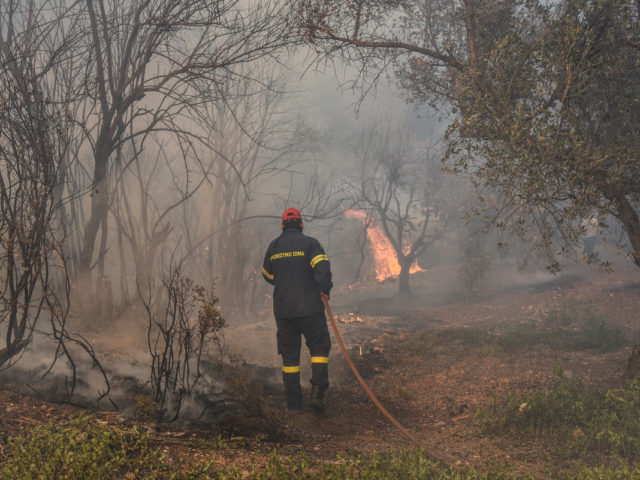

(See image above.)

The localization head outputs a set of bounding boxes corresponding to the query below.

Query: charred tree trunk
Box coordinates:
[398,255,413,295]
[625,345,640,379]
[607,192,640,267]
[79,144,110,275]
[76,152,110,322]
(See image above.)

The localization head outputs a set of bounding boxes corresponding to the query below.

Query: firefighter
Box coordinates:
[261,207,333,412]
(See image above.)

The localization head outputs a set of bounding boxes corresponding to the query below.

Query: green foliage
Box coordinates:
[4,416,640,478]
[0,417,161,479]
[446,0,640,266]
[220,450,640,479]
[233,449,532,480]
[185,434,242,451]
[393,308,626,357]
[317,450,530,479]
[299,0,640,265]
[481,375,640,463]
[563,465,640,479]
[544,309,626,353]
[0,417,219,480]
[133,396,161,423]
[0,422,526,480]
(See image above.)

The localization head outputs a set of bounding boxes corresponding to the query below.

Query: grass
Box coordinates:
[393,308,627,357]
[479,372,640,464]
[244,450,534,479]
[185,434,244,450]
[0,415,545,479]
[2,408,640,478]
[0,417,215,480]
[0,419,532,479]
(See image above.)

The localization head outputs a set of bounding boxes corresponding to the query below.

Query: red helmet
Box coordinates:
[281,207,302,222]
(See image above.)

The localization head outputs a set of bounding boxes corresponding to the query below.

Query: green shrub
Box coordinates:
[480,375,640,463]
[0,417,216,480]
[7,417,640,478]
[574,313,626,352]
[541,308,626,352]
[1,417,160,479]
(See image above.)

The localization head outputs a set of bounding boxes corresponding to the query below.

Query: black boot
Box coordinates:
[309,384,325,413]
[283,371,302,410]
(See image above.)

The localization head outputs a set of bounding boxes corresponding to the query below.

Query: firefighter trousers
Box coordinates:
[276,311,331,408]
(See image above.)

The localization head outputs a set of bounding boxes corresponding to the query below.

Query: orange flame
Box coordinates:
[345,209,424,282]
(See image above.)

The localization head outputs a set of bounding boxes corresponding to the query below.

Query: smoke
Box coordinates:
[7,34,635,426]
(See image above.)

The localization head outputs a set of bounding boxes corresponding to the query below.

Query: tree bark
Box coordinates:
[0,340,30,369]
[398,255,412,295]
[601,187,640,266]
[79,152,109,274]
[625,345,640,379]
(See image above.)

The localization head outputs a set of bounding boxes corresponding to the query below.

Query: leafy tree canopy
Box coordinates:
[293,0,640,268]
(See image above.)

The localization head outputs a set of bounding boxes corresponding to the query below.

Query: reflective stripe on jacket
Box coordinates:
[262,227,332,318]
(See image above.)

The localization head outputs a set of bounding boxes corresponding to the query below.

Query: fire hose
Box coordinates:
[322,296,422,449]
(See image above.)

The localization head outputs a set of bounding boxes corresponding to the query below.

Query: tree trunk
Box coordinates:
[79,153,109,274]
[601,187,640,266]
[0,340,30,370]
[398,255,412,295]
[601,187,640,377]
[625,345,640,379]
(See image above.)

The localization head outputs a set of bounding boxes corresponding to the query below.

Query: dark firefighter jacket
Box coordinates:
[262,227,332,318]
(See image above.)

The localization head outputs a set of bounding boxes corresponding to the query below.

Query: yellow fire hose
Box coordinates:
[322,297,423,449]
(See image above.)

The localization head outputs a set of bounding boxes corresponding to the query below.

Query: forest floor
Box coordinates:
[1,255,640,478]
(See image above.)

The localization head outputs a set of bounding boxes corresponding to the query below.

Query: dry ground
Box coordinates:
[261,259,639,475]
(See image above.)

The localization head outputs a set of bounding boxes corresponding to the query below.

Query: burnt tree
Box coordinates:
[67,0,292,295]
[0,2,110,395]
[0,1,73,366]
[351,122,444,294]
